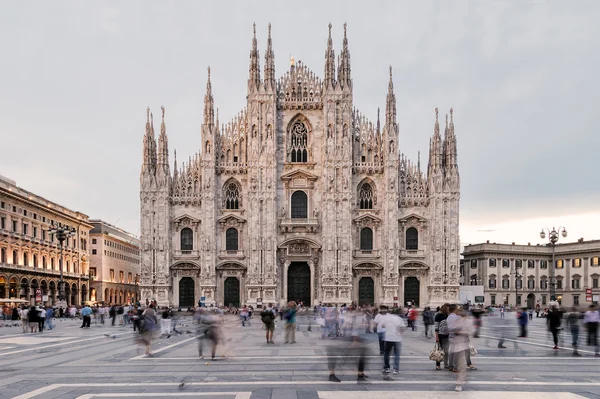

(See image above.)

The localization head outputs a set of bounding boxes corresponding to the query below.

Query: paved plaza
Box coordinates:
[0,313,598,398]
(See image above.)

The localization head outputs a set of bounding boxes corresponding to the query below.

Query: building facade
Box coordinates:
[462,240,600,308]
[0,175,92,306]
[88,220,141,305]
[139,24,461,308]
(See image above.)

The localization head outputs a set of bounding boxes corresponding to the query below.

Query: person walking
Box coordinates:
[547,305,563,350]
[260,303,276,344]
[449,308,472,392]
[45,306,54,330]
[422,307,434,338]
[20,307,29,333]
[284,301,298,344]
[381,307,406,377]
[160,307,171,337]
[567,307,582,356]
[471,305,484,338]
[374,307,387,355]
[80,304,92,328]
[518,307,528,337]
[28,306,38,333]
[584,304,599,357]
[434,304,450,370]
[38,306,46,332]
[140,304,158,356]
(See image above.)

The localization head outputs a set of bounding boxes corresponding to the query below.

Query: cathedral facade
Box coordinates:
[139,24,460,309]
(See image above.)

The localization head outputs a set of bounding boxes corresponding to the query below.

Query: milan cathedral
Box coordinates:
[139,23,460,308]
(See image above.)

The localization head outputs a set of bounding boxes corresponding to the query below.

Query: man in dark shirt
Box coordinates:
[547,306,563,349]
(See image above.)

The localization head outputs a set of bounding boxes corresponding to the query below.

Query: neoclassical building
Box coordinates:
[139,24,461,308]
[0,175,92,306]
[462,240,600,308]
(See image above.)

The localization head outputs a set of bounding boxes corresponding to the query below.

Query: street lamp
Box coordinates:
[540,227,567,301]
[513,265,522,307]
[48,224,76,302]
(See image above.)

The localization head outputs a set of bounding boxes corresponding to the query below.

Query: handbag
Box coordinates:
[469,338,478,356]
[429,342,444,362]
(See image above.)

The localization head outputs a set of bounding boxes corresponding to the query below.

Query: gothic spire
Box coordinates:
[376,107,381,134]
[444,107,458,172]
[428,108,443,177]
[248,23,261,91]
[264,23,275,90]
[173,149,178,180]
[158,105,169,167]
[203,67,215,126]
[324,23,336,89]
[337,23,351,89]
[142,107,157,173]
[385,66,396,126]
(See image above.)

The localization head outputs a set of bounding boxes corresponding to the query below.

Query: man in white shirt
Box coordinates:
[374,307,387,355]
[584,304,599,356]
[381,308,406,375]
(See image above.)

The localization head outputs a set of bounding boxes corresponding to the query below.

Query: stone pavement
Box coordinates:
[0,312,598,398]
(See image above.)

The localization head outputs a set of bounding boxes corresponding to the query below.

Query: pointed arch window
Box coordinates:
[224,181,241,210]
[358,183,374,209]
[360,227,373,251]
[226,228,239,251]
[290,120,308,163]
[181,228,193,252]
[291,191,308,219]
[0,248,6,263]
[406,227,419,250]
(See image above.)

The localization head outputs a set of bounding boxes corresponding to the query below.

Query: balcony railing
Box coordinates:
[399,249,425,258]
[353,249,381,258]
[279,218,319,233]
[218,250,246,259]
[174,250,200,258]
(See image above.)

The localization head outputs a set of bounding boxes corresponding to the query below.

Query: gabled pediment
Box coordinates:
[399,213,427,223]
[354,213,382,227]
[281,169,318,182]
[172,214,201,225]
[281,169,318,189]
[218,213,247,225]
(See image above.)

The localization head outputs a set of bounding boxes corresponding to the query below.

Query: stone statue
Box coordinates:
[280,207,285,218]
[313,207,319,218]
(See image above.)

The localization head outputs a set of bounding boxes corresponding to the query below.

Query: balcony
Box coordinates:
[174,250,200,259]
[218,250,246,260]
[352,162,384,175]
[279,218,319,233]
[399,249,425,259]
[353,249,381,259]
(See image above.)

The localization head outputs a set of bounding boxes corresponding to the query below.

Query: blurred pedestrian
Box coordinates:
[449,308,472,392]
[517,307,528,337]
[422,307,434,338]
[567,307,582,356]
[584,304,599,356]
[284,301,297,344]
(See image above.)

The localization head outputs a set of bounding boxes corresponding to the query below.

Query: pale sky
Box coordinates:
[0,1,598,246]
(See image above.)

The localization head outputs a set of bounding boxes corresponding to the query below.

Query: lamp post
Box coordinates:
[514,265,522,307]
[48,224,76,302]
[540,227,567,302]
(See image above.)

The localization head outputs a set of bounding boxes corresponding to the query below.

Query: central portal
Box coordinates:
[287,262,311,306]
[404,276,420,307]
[179,277,195,307]
[224,277,240,307]
[358,277,375,306]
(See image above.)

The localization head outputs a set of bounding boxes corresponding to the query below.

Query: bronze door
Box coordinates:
[179,277,195,307]
[224,277,240,308]
[287,262,311,306]
[358,277,375,306]
[404,277,420,307]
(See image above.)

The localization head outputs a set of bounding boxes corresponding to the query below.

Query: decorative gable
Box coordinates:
[218,213,246,228]
[172,214,200,230]
[281,169,318,189]
[353,213,382,228]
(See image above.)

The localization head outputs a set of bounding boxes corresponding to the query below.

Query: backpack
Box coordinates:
[117,307,124,315]
[261,309,275,324]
